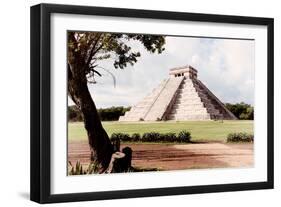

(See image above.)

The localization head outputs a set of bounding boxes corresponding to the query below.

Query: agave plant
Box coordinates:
[68,161,100,175]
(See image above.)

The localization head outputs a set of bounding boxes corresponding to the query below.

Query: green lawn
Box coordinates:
[68,120,253,142]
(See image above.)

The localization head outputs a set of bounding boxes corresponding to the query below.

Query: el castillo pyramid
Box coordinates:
[119,65,237,121]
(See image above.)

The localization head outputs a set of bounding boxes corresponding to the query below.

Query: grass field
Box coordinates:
[68,120,254,142]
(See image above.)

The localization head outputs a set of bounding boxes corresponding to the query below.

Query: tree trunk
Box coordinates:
[68,64,113,172]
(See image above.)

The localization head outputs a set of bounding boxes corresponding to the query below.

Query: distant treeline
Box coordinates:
[68,102,253,122]
[68,105,131,122]
[225,102,254,120]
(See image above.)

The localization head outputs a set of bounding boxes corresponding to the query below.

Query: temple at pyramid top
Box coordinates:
[119,65,237,121]
[169,65,198,79]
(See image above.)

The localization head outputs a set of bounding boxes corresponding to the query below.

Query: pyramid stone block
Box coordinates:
[119,65,237,121]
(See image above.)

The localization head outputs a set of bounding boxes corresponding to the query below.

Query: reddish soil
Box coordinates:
[68,141,253,171]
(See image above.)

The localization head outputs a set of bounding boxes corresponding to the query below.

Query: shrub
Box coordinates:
[109,131,192,143]
[131,133,141,142]
[142,132,161,142]
[177,130,191,143]
[68,161,99,175]
[160,132,177,142]
[227,132,254,143]
[111,133,131,142]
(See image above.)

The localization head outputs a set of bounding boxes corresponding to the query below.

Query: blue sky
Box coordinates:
[69,35,255,108]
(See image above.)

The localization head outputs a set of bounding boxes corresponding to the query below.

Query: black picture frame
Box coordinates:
[30,3,274,204]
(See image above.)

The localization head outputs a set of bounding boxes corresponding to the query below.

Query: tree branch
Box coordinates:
[85,33,103,69]
[85,34,115,70]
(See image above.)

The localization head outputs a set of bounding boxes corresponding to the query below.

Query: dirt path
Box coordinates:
[68,142,253,171]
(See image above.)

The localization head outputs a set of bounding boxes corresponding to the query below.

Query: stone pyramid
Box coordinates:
[119,65,237,121]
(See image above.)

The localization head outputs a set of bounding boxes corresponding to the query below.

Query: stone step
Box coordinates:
[173,103,203,109]
[179,83,191,88]
[183,78,193,82]
[172,101,203,108]
[171,109,208,115]
[178,92,199,98]
[182,82,194,87]
[180,85,202,92]
[175,104,220,114]
[174,99,204,105]
[204,104,219,111]
[197,91,209,99]
[166,76,225,121]
[210,114,224,119]
[177,96,202,103]
[119,79,170,121]
[168,114,211,120]
[170,114,210,118]
[144,76,184,121]
[173,102,220,114]
[206,109,221,115]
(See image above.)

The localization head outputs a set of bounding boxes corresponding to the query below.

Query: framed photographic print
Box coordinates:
[30,3,274,203]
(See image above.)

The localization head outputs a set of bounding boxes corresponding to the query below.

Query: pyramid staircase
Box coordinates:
[119,77,184,121]
[119,65,237,121]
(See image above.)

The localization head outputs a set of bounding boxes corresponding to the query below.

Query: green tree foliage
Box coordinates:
[68,105,131,122]
[98,106,131,121]
[67,31,165,171]
[68,32,166,86]
[225,102,254,120]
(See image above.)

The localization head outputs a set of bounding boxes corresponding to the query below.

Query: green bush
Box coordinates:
[160,132,177,142]
[109,131,192,143]
[177,130,191,143]
[227,132,254,143]
[68,105,131,122]
[111,133,131,142]
[131,133,141,142]
[142,132,161,142]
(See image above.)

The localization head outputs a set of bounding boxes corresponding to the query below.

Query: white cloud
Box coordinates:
[195,38,255,104]
[69,36,255,108]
